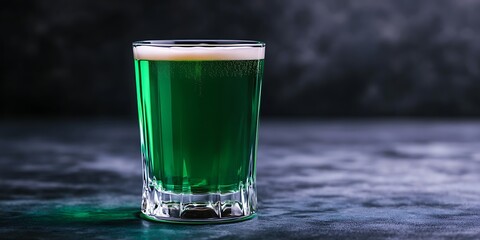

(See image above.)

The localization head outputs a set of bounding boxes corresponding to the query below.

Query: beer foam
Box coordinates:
[133,46,265,61]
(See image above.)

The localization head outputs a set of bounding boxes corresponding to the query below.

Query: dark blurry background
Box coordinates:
[2,0,480,118]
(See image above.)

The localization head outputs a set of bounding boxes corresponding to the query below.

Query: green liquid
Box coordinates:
[135,59,263,194]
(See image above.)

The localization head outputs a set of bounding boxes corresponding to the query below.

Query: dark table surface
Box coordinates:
[1,120,480,239]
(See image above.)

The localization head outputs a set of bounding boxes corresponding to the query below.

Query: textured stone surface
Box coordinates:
[1,120,480,239]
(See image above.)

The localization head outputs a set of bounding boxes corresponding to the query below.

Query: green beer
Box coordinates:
[133,40,265,223]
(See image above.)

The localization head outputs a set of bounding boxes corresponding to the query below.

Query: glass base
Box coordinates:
[140,212,256,224]
[141,185,257,224]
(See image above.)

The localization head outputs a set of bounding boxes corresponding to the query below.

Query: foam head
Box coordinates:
[133,46,265,61]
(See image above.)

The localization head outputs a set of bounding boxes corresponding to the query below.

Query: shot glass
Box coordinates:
[133,40,265,223]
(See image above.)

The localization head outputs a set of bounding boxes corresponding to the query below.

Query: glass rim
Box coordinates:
[132,39,265,48]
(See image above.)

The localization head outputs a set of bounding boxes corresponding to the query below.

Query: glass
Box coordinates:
[132,40,265,223]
